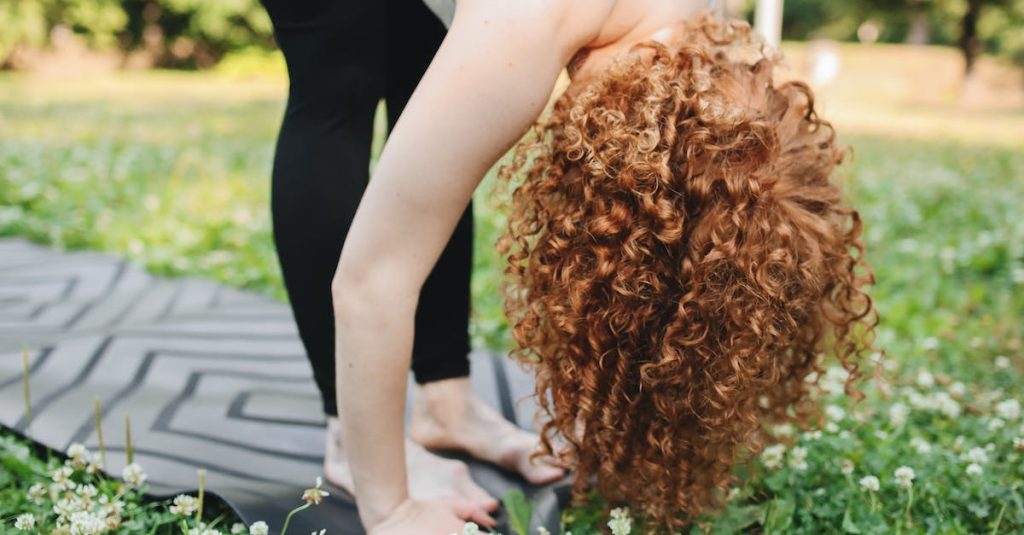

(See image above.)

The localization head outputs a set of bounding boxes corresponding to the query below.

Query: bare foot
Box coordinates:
[409,377,567,485]
[323,416,499,510]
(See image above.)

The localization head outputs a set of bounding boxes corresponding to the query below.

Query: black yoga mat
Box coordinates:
[0,236,569,534]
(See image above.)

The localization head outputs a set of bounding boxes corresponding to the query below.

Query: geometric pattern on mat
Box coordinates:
[0,236,569,534]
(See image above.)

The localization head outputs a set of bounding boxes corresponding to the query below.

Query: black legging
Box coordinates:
[259,0,472,416]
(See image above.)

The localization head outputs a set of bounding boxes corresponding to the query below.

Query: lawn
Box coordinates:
[1,42,1023,533]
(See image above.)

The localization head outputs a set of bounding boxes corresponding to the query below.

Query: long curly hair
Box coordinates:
[491,12,879,533]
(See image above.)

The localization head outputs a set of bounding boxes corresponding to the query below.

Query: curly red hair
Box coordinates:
[492,13,879,533]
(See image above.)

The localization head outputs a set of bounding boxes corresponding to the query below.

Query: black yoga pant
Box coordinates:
[259,0,472,416]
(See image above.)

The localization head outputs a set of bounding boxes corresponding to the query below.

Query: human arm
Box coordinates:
[329,0,613,532]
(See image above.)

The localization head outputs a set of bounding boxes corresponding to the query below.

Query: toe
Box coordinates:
[521,461,566,486]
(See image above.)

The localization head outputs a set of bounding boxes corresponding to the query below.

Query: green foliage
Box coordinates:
[0,1,47,63]
[0,433,246,534]
[0,0,274,68]
[502,489,535,535]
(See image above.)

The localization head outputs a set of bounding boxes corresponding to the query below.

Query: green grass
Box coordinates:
[1,42,1023,532]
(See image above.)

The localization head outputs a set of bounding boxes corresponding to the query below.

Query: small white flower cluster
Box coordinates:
[170,494,199,516]
[789,447,809,471]
[607,507,632,535]
[905,388,961,419]
[893,466,915,489]
[817,366,850,396]
[888,402,910,427]
[21,443,131,533]
[859,475,880,492]
[856,465,915,492]
[14,513,35,531]
[995,398,1021,421]
[959,444,992,477]
[121,462,147,488]
[760,443,787,470]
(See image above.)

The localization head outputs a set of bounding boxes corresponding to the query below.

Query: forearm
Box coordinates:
[332,287,418,528]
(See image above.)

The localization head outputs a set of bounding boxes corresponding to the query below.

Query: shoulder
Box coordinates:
[452,0,617,56]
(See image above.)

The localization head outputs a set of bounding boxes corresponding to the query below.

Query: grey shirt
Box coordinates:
[422,0,455,28]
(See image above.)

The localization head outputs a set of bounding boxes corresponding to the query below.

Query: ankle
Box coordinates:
[414,378,473,422]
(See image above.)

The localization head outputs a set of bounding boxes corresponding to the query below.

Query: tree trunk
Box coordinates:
[959,0,984,75]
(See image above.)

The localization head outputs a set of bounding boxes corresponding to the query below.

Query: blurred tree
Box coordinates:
[0,0,274,69]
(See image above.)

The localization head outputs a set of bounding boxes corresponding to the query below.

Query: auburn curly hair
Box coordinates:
[491,12,879,534]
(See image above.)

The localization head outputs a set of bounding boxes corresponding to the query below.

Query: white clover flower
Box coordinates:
[933,392,961,418]
[889,402,909,427]
[66,443,91,465]
[948,381,967,398]
[121,463,147,487]
[99,496,124,518]
[825,422,840,433]
[840,459,854,475]
[859,475,880,492]
[608,507,632,535]
[301,476,331,506]
[538,529,551,535]
[76,483,98,502]
[910,437,932,454]
[53,495,76,518]
[249,521,269,535]
[14,514,35,531]
[772,423,795,437]
[68,510,106,535]
[994,355,1010,369]
[27,482,47,505]
[915,369,935,388]
[921,337,939,351]
[995,399,1021,421]
[966,463,983,476]
[789,447,809,471]
[874,429,888,441]
[170,494,199,516]
[819,366,849,395]
[962,447,989,464]
[803,430,823,441]
[761,444,786,470]
[906,389,933,410]
[826,405,846,422]
[1014,437,1024,452]
[85,458,102,474]
[187,527,222,535]
[989,417,1006,431]
[894,466,915,489]
[52,465,75,486]
[231,523,247,534]
[461,522,480,535]
[310,530,326,535]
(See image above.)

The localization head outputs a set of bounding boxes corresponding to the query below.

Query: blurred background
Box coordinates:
[0,0,1021,376]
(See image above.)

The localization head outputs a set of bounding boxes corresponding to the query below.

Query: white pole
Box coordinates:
[754,0,784,47]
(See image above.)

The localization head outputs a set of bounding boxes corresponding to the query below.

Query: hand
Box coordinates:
[366,497,497,535]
